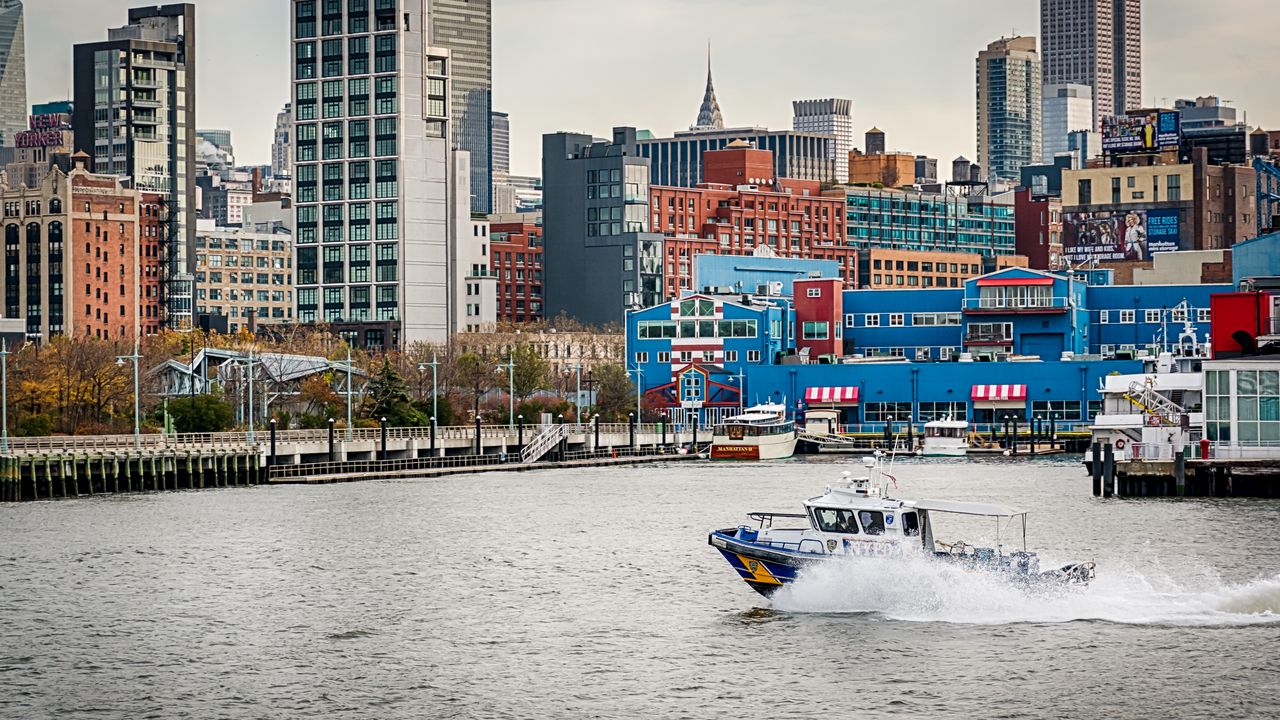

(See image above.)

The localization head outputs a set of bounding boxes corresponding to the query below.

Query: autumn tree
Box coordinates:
[591,363,636,422]
[453,352,494,420]
[509,342,550,400]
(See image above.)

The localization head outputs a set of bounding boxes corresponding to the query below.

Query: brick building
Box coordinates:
[489,213,543,323]
[1014,188,1065,270]
[858,248,1027,290]
[0,153,164,341]
[650,144,854,299]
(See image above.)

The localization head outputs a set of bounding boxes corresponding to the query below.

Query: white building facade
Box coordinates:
[1042,83,1094,161]
[792,98,853,184]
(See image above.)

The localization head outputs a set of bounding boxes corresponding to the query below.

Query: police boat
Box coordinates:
[708,455,1096,597]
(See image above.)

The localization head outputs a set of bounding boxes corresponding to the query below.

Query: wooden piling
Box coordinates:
[1091,442,1102,496]
[1102,443,1115,498]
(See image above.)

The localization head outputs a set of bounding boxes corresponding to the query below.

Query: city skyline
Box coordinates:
[20,0,1280,179]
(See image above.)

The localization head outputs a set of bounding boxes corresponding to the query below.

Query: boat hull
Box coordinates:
[710,432,797,460]
[709,529,1094,598]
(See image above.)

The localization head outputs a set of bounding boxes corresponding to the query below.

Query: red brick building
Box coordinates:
[1014,188,1064,271]
[0,154,164,341]
[650,145,854,299]
[489,214,544,323]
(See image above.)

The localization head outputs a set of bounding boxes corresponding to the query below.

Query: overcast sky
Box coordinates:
[26,0,1277,179]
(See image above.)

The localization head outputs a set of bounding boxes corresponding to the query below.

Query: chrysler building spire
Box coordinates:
[693,42,724,131]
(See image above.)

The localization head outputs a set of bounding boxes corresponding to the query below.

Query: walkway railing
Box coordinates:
[0,422,677,455]
[267,444,685,480]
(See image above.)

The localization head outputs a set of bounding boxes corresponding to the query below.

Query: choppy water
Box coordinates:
[2,455,1279,719]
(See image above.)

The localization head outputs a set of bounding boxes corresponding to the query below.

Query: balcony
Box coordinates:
[962,296,1070,314]
[963,328,1014,345]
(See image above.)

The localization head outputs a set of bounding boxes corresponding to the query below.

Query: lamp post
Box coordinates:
[345,345,353,441]
[583,370,596,418]
[247,347,255,442]
[418,353,439,428]
[379,416,388,460]
[116,342,143,448]
[497,355,515,430]
[0,344,9,453]
[734,368,746,411]
[630,366,644,424]
[1051,413,1058,450]
[327,417,336,461]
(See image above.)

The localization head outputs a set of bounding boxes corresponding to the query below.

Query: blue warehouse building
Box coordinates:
[626,262,1227,430]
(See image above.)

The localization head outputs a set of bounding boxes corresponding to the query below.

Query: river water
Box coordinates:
[2,455,1279,719]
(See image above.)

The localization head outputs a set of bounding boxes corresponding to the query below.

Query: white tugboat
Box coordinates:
[710,403,798,460]
[708,455,1095,596]
[920,416,970,457]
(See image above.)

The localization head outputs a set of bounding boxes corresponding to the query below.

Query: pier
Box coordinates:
[1088,441,1280,498]
[0,421,705,502]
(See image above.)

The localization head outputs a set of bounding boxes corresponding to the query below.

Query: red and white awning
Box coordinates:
[805,386,860,404]
[971,384,1027,401]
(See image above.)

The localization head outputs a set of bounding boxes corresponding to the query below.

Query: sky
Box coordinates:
[26,0,1278,180]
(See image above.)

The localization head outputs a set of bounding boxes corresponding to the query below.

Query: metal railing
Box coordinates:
[1121,440,1280,462]
[962,296,1070,311]
[521,424,569,464]
[1,422,677,455]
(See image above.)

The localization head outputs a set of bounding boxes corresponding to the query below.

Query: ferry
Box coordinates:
[708,455,1095,597]
[919,417,970,457]
[710,403,798,460]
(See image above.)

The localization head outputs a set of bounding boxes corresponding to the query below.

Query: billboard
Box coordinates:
[1102,111,1182,153]
[13,113,72,149]
[1063,209,1183,263]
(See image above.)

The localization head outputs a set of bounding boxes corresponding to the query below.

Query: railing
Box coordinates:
[832,422,1091,435]
[521,424,569,464]
[0,423,680,455]
[962,297,1070,311]
[963,330,1013,345]
[1121,441,1280,462]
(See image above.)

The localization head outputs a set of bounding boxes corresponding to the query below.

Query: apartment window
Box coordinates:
[747,350,761,363]
[844,313,856,328]
[1111,177,1122,204]
[1119,309,1135,324]
[889,313,904,327]
[1145,309,1161,323]
[864,314,880,327]
[635,352,649,364]
[1099,310,1109,324]
[1168,175,1182,202]
[658,351,671,363]
[723,350,736,363]
[802,321,829,340]
[1078,179,1092,205]
[1197,308,1211,323]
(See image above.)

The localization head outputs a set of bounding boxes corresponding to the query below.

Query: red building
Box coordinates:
[650,145,854,299]
[1014,188,1064,271]
[793,277,844,358]
[490,216,544,323]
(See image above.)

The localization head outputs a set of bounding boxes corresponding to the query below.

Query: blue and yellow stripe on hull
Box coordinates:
[717,548,800,597]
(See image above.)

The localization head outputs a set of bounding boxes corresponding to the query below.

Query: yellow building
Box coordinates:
[1061,164,1194,206]
[848,151,917,188]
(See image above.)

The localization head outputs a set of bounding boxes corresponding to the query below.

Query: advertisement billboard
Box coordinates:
[1062,209,1184,263]
[1102,111,1182,153]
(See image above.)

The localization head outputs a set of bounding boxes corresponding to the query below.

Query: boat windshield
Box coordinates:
[718,422,794,437]
[812,507,859,534]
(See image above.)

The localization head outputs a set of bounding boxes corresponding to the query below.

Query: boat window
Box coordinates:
[813,508,858,534]
[901,511,920,537]
[859,510,886,535]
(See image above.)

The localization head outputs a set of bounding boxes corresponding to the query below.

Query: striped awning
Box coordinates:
[971,384,1027,401]
[805,386,860,404]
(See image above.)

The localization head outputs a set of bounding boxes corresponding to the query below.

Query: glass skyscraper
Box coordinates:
[976,36,1042,183]
[431,0,491,214]
[0,0,25,147]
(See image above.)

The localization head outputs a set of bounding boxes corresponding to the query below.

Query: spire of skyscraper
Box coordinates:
[693,42,724,131]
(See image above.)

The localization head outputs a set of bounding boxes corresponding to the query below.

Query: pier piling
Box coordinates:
[1102,443,1115,498]
[1091,442,1102,496]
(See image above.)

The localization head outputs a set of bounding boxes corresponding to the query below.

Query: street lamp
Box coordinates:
[733,368,746,411]
[344,345,353,441]
[247,347,255,442]
[629,366,644,423]
[116,342,143,448]
[418,353,439,426]
[497,355,515,430]
[0,344,9,453]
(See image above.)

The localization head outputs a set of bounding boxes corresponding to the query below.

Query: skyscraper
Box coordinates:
[1041,0,1142,129]
[793,98,853,183]
[490,109,509,176]
[430,0,492,214]
[1042,83,1093,160]
[692,50,724,131]
[73,3,197,330]
[271,103,292,179]
[291,0,479,348]
[0,0,25,147]
[976,36,1042,183]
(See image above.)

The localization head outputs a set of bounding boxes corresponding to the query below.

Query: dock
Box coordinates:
[1088,441,1280,498]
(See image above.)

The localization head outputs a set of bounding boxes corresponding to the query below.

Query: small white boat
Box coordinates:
[920,416,970,457]
[708,455,1096,597]
[710,403,797,460]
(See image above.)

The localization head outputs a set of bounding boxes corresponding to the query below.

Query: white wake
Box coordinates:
[768,554,1280,626]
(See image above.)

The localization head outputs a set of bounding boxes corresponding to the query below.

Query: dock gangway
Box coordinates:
[520,424,570,464]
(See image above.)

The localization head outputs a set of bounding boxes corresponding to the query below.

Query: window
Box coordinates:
[845,314,856,328]
[1031,400,1081,420]
[901,512,919,537]
[889,313,904,327]
[806,287,821,298]
[858,510,885,535]
[1168,175,1182,202]
[1119,309,1135,324]
[1099,310,1109,324]
[724,350,737,363]
[1145,309,1161,323]
[813,508,859,534]
[802,321,829,340]
[657,351,671,363]
[634,352,648,364]
[747,350,761,363]
[864,314,880,327]
[1078,179,1092,205]
[1197,308,1210,323]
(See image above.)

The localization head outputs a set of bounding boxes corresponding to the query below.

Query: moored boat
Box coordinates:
[708,455,1095,597]
[920,416,970,457]
[710,403,797,460]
